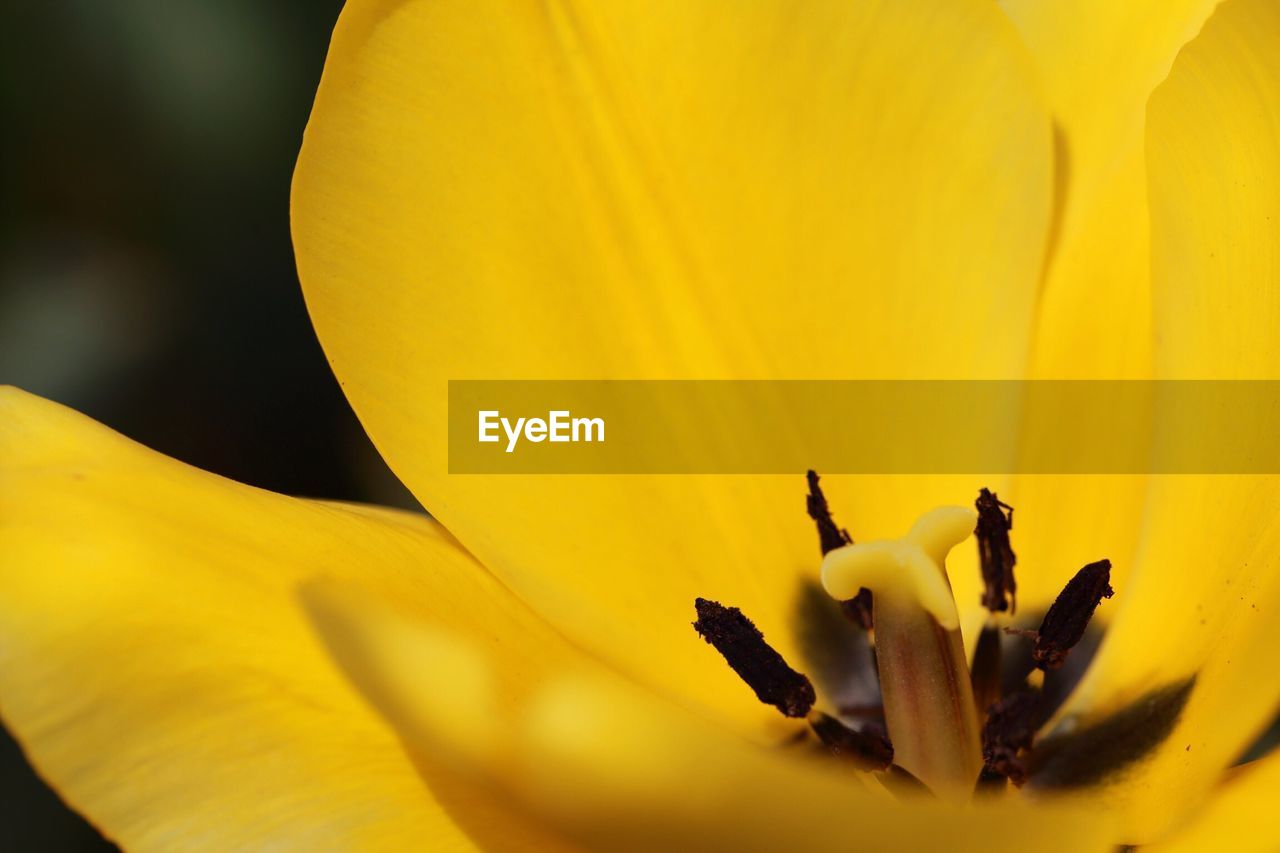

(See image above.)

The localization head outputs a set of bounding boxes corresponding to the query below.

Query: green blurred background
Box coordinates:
[1,2,416,847]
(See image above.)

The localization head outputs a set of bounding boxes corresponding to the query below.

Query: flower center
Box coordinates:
[692,473,1116,804]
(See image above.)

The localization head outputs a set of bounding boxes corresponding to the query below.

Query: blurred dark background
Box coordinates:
[1,2,416,847]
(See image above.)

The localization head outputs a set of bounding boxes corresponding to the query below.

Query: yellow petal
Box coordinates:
[995,0,1221,623]
[1034,0,1280,842]
[1147,753,1280,853]
[996,4,1211,595]
[305,576,1117,853]
[1034,475,1280,843]
[292,0,1052,733]
[998,0,1221,378]
[996,474,1145,633]
[0,386,560,851]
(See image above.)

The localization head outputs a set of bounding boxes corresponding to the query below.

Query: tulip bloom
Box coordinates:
[3,0,1279,849]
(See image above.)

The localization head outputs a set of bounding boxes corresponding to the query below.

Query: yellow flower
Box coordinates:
[2,0,1279,849]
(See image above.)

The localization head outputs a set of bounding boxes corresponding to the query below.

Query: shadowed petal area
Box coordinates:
[1042,0,1280,843]
[302,577,1116,853]
[0,386,566,851]
[292,0,1052,736]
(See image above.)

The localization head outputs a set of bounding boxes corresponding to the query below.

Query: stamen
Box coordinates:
[806,471,871,629]
[975,488,1017,614]
[809,712,894,771]
[980,690,1041,786]
[1031,560,1114,670]
[805,470,853,555]
[692,598,816,718]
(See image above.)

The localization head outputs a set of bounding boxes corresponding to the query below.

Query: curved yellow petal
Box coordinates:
[995,0,1221,624]
[1036,0,1280,842]
[292,0,1052,733]
[1148,752,1280,853]
[1037,475,1280,843]
[0,386,561,851]
[999,0,1221,378]
[305,576,1117,853]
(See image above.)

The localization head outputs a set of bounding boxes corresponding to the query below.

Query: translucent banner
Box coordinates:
[447,380,1280,474]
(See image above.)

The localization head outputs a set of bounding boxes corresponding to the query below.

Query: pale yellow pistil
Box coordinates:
[821,506,982,803]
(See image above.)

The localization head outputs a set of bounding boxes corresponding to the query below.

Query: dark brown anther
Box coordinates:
[975,488,1017,614]
[807,471,871,628]
[1033,560,1114,671]
[981,690,1041,786]
[977,766,1011,789]
[810,713,894,771]
[693,598,816,718]
[806,470,853,555]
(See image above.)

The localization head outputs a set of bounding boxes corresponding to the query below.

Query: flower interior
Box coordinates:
[693,472,1189,804]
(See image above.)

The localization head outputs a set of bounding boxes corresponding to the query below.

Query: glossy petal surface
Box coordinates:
[305,576,1115,853]
[0,387,560,851]
[1039,0,1280,842]
[292,0,1052,732]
